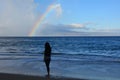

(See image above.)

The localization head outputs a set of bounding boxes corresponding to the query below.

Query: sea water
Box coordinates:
[0,37,120,80]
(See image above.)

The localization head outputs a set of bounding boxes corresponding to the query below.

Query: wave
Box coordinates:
[51,52,120,58]
[0,51,120,63]
[0,57,119,65]
[0,51,120,58]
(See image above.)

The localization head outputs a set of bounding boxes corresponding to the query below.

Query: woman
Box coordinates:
[44,42,51,76]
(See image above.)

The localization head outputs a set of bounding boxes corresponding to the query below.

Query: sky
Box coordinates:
[0,0,120,36]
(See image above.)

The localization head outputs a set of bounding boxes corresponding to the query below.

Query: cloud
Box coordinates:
[54,4,62,17]
[37,23,120,36]
[96,28,120,32]
[49,3,62,17]
[68,22,93,28]
[69,23,85,28]
[0,0,119,36]
[0,0,37,36]
[37,23,90,36]
[0,1,62,36]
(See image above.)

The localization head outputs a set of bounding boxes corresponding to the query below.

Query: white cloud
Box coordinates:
[69,23,85,28]
[49,3,62,17]
[68,22,95,28]
[54,4,62,17]
[0,0,37,36]
[0,1,62,36]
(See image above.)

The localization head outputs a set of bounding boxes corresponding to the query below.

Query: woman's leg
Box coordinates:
[45,61,50,75]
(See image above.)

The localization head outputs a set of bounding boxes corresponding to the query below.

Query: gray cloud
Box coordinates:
[36,23,120,36]
[37,23,90,36]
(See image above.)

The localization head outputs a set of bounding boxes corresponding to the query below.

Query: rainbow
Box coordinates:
[29,3,59,36]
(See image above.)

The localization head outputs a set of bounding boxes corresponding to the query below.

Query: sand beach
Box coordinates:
[0,73,86,80]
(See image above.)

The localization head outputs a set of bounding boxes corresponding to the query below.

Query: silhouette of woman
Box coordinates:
[44,42,51,76]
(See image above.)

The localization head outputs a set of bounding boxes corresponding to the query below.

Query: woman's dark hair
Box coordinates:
[45,42,50,48]
[45,42,51,53]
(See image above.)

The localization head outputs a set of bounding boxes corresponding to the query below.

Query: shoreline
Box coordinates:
[0,73,87,80]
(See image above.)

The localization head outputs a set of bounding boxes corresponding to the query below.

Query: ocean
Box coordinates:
[0,37,120,80]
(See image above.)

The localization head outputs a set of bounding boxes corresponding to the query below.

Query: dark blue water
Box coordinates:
[0,36,120,62]
[0,37,120,60]
[0,37,120,56]
[0,37,120,79]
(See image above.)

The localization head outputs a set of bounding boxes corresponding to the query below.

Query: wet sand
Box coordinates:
[0,73,87,80]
